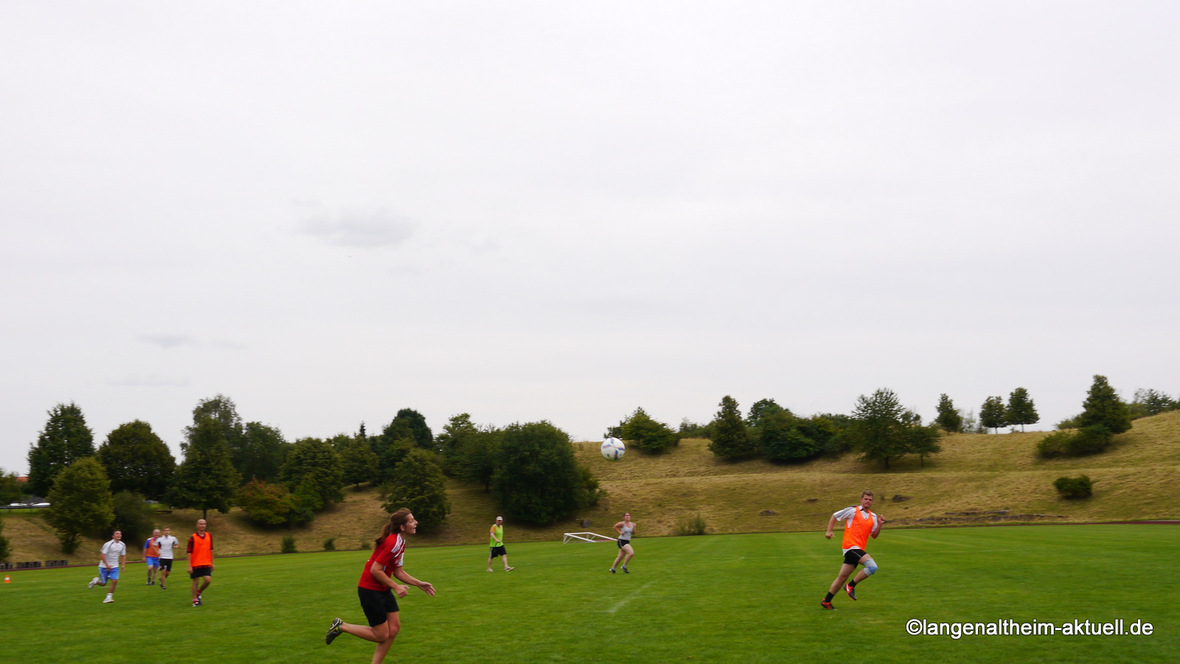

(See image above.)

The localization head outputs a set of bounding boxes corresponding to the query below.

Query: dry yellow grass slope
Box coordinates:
[5,412,1178,562]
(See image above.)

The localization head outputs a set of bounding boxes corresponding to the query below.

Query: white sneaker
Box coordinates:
[88,577,99,589]
[103,595,114,604]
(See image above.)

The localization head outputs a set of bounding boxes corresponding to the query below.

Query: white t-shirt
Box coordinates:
[157,535,180,559]
[101,540,127,568]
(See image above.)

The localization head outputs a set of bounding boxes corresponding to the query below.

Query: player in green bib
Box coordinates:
[487,516,515,572]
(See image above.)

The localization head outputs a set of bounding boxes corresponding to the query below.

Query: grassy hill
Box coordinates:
[5,411,1178,563]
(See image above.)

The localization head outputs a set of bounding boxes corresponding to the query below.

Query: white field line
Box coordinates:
[606,579,658,614]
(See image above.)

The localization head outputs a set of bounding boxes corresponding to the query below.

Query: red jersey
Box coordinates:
[358,533,405,591]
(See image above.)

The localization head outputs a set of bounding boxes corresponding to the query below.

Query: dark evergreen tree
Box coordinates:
[169,416,241,519]
[1078,375,1132,434]
[381,448,451,532]
[1005,387,1039,432]
[1129,388,1179,419]
[97,420,175,500]
[708,396,757,459]
[44,457,113,553]
[979,396,1007,434]
[935,394,964,433]
[26,402,95,497]
[492,421,589,525]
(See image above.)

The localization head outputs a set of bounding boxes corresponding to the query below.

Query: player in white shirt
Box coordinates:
[155,526,181,590]
[88,530,127,603]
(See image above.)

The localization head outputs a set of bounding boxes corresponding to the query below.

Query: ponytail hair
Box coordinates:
[376,508,412,547]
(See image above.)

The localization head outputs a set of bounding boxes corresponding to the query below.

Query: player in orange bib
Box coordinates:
[821,490,885,609]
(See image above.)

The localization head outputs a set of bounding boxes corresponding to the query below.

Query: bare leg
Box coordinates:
[828,563,857,595]
[370,613,400,664]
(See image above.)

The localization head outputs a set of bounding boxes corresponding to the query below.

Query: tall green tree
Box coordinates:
[492,422,590,525]
[96,420,175,500]
[848,388,910,469]
[381,448,451,532]
[451,425,502,491]
[26,402,96,497]
[618,407,679,454]
[745,398,785,428]
[708,396,757,459]
[905,417,943,467]
[1078,375,1132,434]
[234,422,289,484]
[436,413,479,471]
[44,457,113,553]
[979,396,1007,434]
[170,416,241,519]
[380,408,434,451]
[340,436,380,488]
[279,438,344,512]
[1005,387,1039,432]
[934,394,963,433]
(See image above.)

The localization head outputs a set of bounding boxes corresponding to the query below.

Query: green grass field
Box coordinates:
[2,525,1176,663]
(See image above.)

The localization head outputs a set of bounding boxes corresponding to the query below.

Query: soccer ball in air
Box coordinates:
[601,437,626,461]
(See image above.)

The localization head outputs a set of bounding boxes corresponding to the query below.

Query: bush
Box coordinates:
[358,539,370,550]
[1036,431,1074,459]
[323,537,336,552]
[236,479,297,527]
[1067,425,1113,456]
[280,535,297,553]
[1054,475,1094,499]
[675,513,708,536]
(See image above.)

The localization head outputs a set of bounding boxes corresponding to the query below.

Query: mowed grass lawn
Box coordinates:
[2,525,1175,663]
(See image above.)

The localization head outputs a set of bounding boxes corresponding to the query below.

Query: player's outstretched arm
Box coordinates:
[871,516,885,538]
[393,567,436,596]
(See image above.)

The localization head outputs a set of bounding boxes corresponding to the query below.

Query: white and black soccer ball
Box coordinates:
[601,437,626,461]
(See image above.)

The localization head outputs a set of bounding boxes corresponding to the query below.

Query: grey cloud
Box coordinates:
[107,375,190,388]
[298,210,417,249]
[138,333,198,349]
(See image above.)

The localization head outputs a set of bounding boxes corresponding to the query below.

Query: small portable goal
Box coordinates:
[562,531,618,544]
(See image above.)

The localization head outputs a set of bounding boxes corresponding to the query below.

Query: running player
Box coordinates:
[821,491,885,609]
[609,512,636,574]
[324,509,436,664]
[143,529,161,585]
[156,526,179,590]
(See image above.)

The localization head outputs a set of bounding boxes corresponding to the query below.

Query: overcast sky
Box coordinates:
[3,2,1177,475]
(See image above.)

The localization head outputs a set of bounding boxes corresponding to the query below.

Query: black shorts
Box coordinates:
[190,566,213,579]
[843,549,868,565]
[489,546,507,558]
[159,559,173,572]
[617,539,632,550]
[357,587,399,627]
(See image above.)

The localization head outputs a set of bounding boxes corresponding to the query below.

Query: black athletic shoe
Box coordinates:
[609,568,616,574]
[821,601,834,610]
[622,565,629,574]
[325,618,344,645]
[845,583,857,601]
